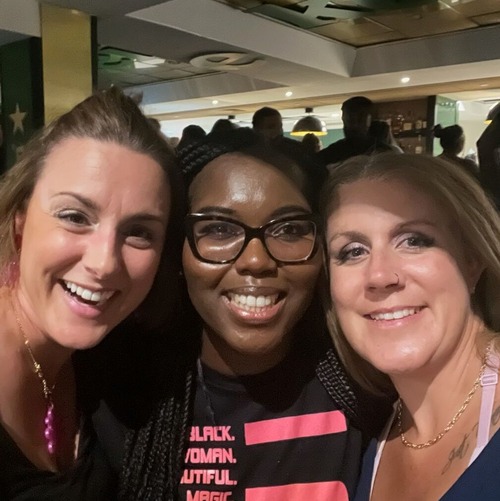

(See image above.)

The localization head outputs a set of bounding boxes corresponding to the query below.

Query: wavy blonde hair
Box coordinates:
[0,87,185,328]
[320,153,500,394]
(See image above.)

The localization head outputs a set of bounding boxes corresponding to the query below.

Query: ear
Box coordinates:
[465,256,485,294]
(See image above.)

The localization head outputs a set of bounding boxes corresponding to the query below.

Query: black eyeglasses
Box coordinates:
[185,214,319,264]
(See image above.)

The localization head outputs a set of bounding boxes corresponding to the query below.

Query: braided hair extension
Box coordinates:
[120,364,196,500]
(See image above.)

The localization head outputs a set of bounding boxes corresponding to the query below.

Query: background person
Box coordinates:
[434,124,479,179]
[367,120,403,154]
[252,106,283,140]
[321,152,500,500]
[302,132,322,154]
[317,96,375,167]
[176,124,207,152]
[477,104,500,209]
[0,87,184,499]
[119,129,388,501]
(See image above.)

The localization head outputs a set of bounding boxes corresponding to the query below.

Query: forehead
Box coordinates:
[188,153,308,211]
[33,136,169,210]
[330,177,447,226]
[260,115,281,127]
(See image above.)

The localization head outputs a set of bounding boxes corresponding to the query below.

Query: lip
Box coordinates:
[365,306,425,322]
[223,286,286,324]
[60,279,117,309]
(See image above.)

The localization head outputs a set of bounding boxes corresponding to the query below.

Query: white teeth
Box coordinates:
[370,308,420,321]
[228,293,277,311]
[64,281,114,305]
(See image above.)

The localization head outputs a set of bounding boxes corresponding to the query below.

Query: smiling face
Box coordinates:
[182,152,321,375]
[14,137,170,350]
[326,177,482,378]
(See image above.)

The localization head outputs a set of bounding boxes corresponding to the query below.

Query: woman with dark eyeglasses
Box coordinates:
[118,128,391,500]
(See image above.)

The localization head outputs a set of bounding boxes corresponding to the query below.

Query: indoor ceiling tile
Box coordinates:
[369,5,477,37]
[312,17,404,46]
[472,11,500,25]
[443,0,500,17]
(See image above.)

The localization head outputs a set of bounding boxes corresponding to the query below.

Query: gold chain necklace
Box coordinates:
[397,353,488,450]
[12,302,57,455]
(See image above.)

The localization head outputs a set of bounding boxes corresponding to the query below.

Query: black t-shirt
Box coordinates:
[316,137,375,167]
[0,414,117,500]
[179,352,363,501]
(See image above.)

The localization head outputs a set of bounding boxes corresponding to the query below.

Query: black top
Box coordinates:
[178,348,363,500]
[316,136,375,167]
[0,413,117,500]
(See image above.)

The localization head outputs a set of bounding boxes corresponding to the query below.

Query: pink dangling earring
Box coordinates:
[1,234,22,287]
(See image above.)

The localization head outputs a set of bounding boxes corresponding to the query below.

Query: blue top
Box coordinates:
[354,429,500,500]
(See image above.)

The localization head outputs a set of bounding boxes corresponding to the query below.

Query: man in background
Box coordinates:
[252,106,284,140]
[317,96,375,167]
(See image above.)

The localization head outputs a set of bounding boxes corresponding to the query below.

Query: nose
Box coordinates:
[83,230,122,280]
[234,237,278,276]
[365,252,402,292]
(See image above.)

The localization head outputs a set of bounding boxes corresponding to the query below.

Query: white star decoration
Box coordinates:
[10,103,27,135]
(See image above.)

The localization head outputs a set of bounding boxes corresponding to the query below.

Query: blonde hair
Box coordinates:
[0,87,184,328]
[321,153,500,394]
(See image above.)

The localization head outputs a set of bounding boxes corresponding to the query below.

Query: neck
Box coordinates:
[200,327,292,376]
[393,326,489,441]
[10,288,73,384]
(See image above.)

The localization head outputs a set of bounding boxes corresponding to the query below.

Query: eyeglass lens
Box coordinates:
[192,219,316,263]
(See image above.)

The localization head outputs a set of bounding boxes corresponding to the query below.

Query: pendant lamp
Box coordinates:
[291,107,327,137]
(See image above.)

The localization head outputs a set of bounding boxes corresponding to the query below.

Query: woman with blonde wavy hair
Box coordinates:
[0,87,185,499]
[321,153,500,500]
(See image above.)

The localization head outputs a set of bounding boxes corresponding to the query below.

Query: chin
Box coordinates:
[55,330,109,351]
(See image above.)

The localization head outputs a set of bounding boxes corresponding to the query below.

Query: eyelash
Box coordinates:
[124,226,156,249]
[56,210,158,248]
[334,232,435,264]
[55,209,89,226]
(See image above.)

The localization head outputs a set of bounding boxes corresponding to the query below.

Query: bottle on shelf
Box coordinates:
[403,111,413,132]
[415,135,423,154]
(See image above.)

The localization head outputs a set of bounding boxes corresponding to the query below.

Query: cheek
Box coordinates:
[329,265,354,307]
[182,246,225,302]
[124,248,162,291]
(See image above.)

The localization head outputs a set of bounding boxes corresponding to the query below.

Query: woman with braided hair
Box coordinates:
[117,128,390,501]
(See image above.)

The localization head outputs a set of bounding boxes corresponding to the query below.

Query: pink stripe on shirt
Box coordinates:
[246,481,349,501]
[244,410,347,445]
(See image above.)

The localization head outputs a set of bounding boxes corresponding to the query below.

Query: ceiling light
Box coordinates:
[212,100,219,105]
[290,108,327,137]
[285,91,293,97]
[401,76,410,84]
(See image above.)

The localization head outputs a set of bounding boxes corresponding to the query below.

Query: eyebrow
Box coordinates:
[53,191,166,224]
[394,219,437,232]
[328,219,437,244]
[194,205,311,219]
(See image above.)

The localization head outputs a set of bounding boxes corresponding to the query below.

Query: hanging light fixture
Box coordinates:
[485,102,500,124]
[290,107,327,137]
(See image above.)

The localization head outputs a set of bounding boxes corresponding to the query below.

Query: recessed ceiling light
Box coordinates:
[212,100,219,105]
[401,76,410,84]
[285,91,293,97]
